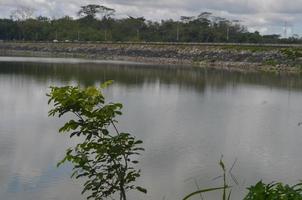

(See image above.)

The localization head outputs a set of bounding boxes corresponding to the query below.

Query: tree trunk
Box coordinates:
[120,186,126,200]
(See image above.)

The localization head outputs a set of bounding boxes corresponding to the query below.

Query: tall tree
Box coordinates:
[78,4,101,19]
[78,4,115,20]
[127,16,146,41]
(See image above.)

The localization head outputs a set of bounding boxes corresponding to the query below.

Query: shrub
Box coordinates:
[244,181,302,200]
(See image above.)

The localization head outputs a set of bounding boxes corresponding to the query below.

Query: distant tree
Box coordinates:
[0,19,18,40]
[99,6,116,40]
[78,4,101,19]
[127,16,146,41]
[99,6,115,20]
[197,12,212,23]
[292,34,300,39]
[77,4,115,40]
[0,7,300,43]
[180,16,195,23]
[262,34,280,43]
[263,34,281,40]
[78,4,115,20]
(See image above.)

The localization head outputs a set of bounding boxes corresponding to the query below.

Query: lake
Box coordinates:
[1,57,302,200]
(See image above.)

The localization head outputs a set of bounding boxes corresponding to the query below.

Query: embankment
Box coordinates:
[0,42,301,73]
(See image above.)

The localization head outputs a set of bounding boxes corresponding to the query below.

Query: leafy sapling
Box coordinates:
[47,83,146,200]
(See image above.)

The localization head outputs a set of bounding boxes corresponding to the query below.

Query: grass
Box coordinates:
[183,157,233,200]
[183,158,302,200]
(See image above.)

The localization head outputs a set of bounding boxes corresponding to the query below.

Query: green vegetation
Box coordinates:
[281,48,302,61]
[47,83,146,200]
[264,59,278,66]
[184,158,302,200]
[1,4,302,43]
[244,181,302,200]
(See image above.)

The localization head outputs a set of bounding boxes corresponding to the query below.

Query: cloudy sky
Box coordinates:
[0,0,301,36]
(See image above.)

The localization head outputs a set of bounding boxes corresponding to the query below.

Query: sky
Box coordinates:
[0,0,301,36]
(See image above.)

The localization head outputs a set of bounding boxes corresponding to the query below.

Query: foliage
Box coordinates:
[184,158,302,200]
[1,4,301,43]
[244,181,302,200]
[47,84,146,200]
[281,48,302,61]
[78,4,115,20]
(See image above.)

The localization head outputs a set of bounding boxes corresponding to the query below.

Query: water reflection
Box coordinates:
[1,60,302,92]
[0,58,302,200]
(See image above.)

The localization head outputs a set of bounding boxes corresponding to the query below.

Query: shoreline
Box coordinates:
[0,42,301,74]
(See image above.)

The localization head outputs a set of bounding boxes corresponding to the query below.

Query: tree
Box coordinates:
[78,4,115,20]
[78,4,101,19]
[180,16,195,23]
[48,84,146,200]
[99,6,116,20]
[126,16,146,41]
[78,4,115,41]
[98,6,116,41]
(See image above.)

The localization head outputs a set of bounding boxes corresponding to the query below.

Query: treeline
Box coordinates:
[0,4,301,44]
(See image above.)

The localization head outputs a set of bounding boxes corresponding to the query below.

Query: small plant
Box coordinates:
[244,181,302,200]
[47,83,146,200]
[183,157,232,200]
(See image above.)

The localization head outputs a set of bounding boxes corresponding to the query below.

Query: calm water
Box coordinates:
[1,57,302,200]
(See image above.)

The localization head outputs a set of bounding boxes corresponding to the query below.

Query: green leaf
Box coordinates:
[136,186,147,194]
[183,186,230,200]
[219,156,225,172]
[100,80,114,89]
[227,189,232,200]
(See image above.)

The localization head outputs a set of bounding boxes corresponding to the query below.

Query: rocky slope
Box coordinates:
[0,42,301,73]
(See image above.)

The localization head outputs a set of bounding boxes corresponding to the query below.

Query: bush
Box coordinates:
[244,181,302,200]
